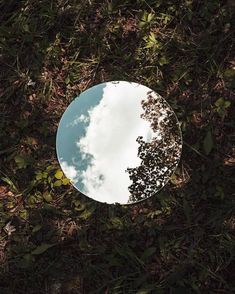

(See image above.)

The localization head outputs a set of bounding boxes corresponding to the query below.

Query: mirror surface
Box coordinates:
[56,81,182,204]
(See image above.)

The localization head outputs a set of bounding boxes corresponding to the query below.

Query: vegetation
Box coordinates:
[0,0,234,293]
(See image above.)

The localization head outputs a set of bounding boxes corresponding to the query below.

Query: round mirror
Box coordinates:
[56,81,182,204]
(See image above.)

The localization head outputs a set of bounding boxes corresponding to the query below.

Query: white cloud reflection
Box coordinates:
[67,113,89,127]
[77,82,153,204]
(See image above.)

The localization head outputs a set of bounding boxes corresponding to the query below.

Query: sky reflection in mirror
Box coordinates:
[56,81,182,204]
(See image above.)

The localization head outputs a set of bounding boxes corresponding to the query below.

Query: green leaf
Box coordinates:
[141,247,156,262]
[79,209,93,220]
[224,68,235,79]
[14,155,26,169]
[159,55,169,66]
[32,224,42,233]
[224,101,231,108]
[215,98,231,108]
[79,205,96,220]
[110,217,123,229]
[46,165,54,171]
[149,32,156,43]
[14,154,34,169]
[54,170,63,179]
[73,200,86,211]
[1,176,17,191]
[203,130,213,155]
[54,180,62,187]
[65,76,70,84]
[147,13,155,22]
[215,98,224,107]
[137,290,151,294]
[23,23,30,32]
[144,32,162,50]
[36,172,43,181]
[19,209,28,219]
[31,243,55,255]
[43,192,53,202]
[62,178,70,185]
[42,172,48,179]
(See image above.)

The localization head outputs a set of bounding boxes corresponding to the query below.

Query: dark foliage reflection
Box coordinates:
[127,92,182,203]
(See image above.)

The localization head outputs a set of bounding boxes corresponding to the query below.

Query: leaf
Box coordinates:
[147,13,155,22]
[19,209,28,219]
[215,98,224,107]
[31,243,55,255]
[141,11,148,22]
[54,170,63,179]
[36,172,43,181]
[110,217,123,229]
[32,224,42,233]
[159,55,169,66]
[14,154,33,169]
[144,32,162,50]
[46,165,54,171]
[23,23,30,32]
[224,101,231,108]
[149,32,156,43]
[54,180,62,187]
[224,68,235,79]
[62,178,70,185]
[42,172,48,179]
[1,176,17,191]
[79,205,96,220]
[137,290,151,294]
[43,192,53,202]
[141,247,156,262]
[215,98,231,109]
[203,130,213,155]
[14,155,27,169]
[74,201,86,211]
[140,12,155,27]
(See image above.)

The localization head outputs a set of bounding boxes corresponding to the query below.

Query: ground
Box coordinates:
[0,0,235,293]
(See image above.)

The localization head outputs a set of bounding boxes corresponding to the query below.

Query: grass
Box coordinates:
[0,0,235,293]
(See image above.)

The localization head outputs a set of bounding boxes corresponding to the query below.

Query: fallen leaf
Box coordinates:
[203,130,214,155]
[31,243,55,255]
[54,170,63,179]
